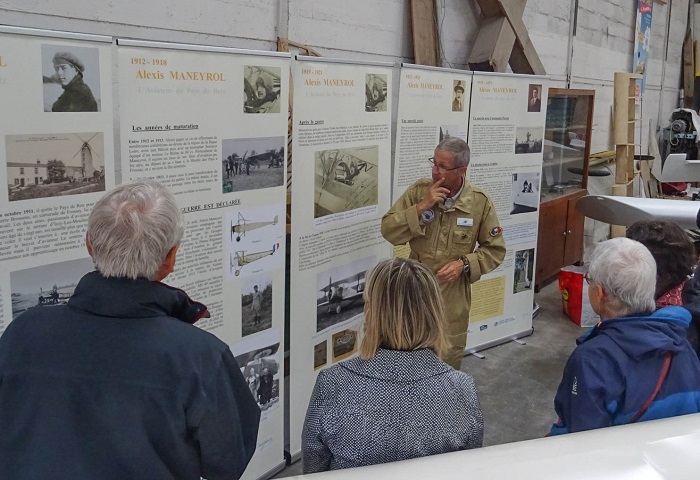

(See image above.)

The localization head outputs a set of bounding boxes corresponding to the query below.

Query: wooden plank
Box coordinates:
[411,0,439,66]
[682,31,694,107]
[469,0,527,72]
[475,0,504,18]
[494,0,546,75]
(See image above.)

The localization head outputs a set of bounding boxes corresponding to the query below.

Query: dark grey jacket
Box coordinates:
[302,348,483,473]
[0,271,259,480]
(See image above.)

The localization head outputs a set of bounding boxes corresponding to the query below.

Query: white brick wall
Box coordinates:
[0,0,689,182]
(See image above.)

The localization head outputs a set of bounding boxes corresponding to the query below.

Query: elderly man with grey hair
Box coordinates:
[0,180,260,480]
[550,237,700,436]
[382,137,505,369]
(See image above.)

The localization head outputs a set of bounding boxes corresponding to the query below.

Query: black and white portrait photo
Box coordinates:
[6,132,106,202]
[452,80,465,112]
[41,44,101,112]
[514,126,543,154]
[527,84,542,113]
[221,136,285,194]
[244,66,281,114]
[365,73,387,112]
[241,273,273,338]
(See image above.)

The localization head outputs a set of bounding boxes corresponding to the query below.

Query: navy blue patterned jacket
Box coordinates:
[0,271,260,480]
[302,348,483,473]
[550,306,700,435]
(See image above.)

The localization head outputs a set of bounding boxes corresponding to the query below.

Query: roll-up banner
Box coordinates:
[117,39,289,480]
[288,56,393,458]
[391,64,473,254]
[392,66,547,353]
[0,26,114,334]
[465,72,547,351]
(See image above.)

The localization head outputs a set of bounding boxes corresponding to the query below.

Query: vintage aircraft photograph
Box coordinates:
[230,243,278,277]
[221,136,285,194]
[231,212,279,242]
[314,145,379,219]
[316,255,376,333]
[318,271,366,315]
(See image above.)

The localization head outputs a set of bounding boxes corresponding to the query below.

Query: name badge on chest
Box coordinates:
[457,217,473,227]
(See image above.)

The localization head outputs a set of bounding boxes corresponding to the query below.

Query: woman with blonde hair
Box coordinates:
[302,257,483,473]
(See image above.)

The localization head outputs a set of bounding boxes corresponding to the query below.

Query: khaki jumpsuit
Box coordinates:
[381,178,506,369]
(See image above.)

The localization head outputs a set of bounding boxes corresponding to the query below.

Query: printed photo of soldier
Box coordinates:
[243,66,281,113]
[365,73,387,112]
[241,273,273,337]
[41,44,101,112]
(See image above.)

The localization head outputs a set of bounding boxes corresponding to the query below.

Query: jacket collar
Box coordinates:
[68,271,208,324]
[340,348,451,382]
[438,176,472,214]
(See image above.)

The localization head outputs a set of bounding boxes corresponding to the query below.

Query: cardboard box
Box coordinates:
[558,265,600,327]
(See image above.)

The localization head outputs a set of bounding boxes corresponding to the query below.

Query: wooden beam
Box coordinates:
[495,0,546,75]
[410,0,440,66]
[468,0,526,72]
[682,30,694,108]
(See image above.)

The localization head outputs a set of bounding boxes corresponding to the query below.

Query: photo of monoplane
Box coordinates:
[230,243,278,276]
[231,212,279,242]
[314,145,379,219]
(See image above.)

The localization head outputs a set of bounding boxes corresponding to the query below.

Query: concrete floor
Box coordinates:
[273,281,583,478]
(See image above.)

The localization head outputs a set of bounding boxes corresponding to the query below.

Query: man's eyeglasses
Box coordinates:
[428,157,462,174]
[584,273,593,285]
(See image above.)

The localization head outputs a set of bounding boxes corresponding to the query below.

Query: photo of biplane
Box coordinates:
[230,243,278,277]
[314,145,379,219]
[316,255,376,333]
[231,212,279,242]
[318,272,366,315]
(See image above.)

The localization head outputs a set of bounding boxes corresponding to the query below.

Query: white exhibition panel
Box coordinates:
[287,413,700,480]
[391,67,547,353]
[288,56,394,457]
[116,39,289,480]
[391,64,472,203]
[0,26,115,334]
[464,72,548,351]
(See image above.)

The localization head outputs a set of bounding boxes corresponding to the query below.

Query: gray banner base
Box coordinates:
[465,327,534,357]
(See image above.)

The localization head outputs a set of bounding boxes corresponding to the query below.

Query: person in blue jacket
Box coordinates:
[550,237,700,436]
[0,180,260,480]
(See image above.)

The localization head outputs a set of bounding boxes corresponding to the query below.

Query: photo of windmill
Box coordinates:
[5,132,105,201]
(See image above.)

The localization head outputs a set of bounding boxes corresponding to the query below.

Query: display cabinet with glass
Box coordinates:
[541,89,595,202]
[535,88,595,291]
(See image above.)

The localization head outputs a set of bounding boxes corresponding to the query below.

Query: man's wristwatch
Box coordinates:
[460,255,470,275]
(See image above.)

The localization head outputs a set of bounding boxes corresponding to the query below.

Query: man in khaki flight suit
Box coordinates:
[381,137,506,369]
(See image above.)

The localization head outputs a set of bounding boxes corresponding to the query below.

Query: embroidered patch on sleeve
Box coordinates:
[490,226,502,237]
